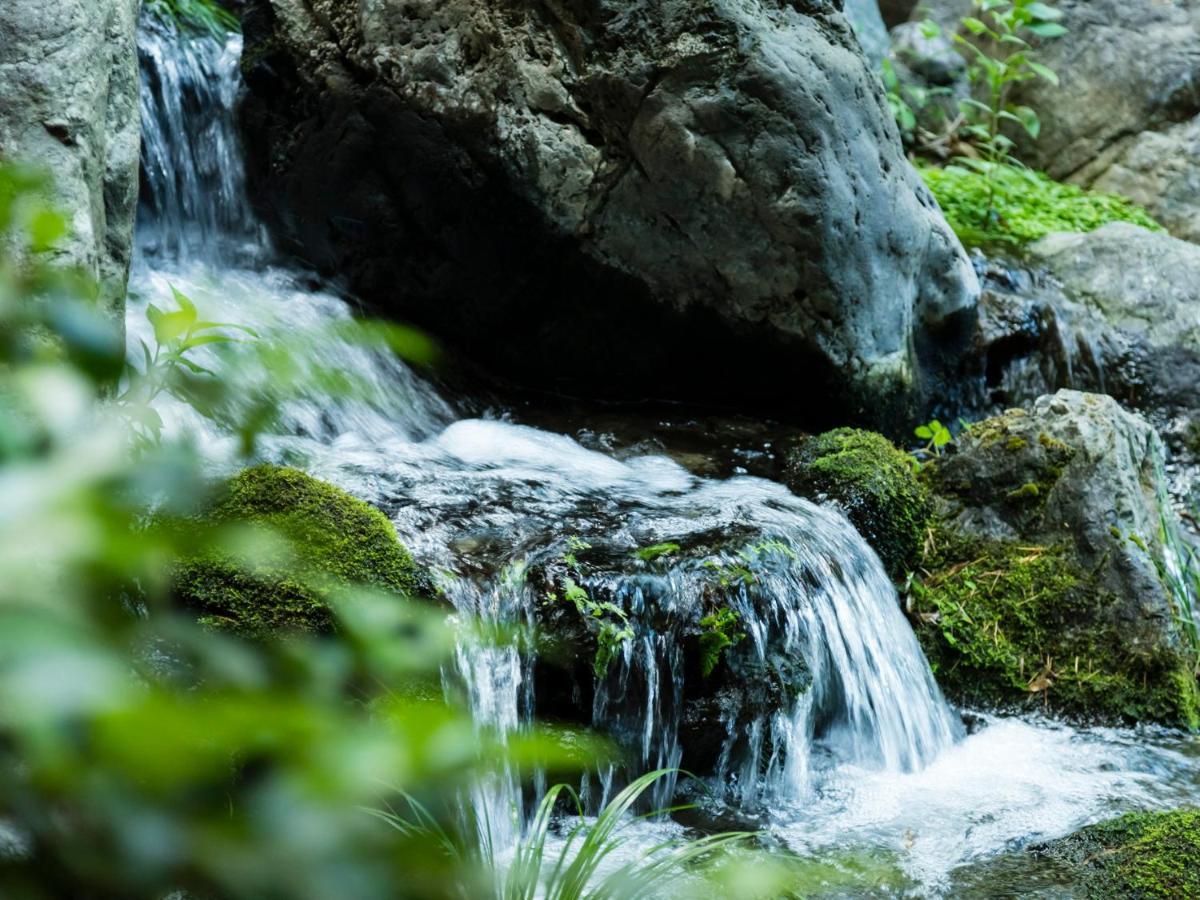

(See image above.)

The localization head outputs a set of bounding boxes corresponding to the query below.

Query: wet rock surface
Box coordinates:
[0,0,140,323]
[239,0,977,424]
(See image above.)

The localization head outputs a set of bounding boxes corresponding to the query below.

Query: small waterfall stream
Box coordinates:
[131,17,1200,896]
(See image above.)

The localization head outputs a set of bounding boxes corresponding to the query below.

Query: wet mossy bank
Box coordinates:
[786,392,1200,729]
[1033,809,1200,898]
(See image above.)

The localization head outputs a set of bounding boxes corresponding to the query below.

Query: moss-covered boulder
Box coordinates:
[174,464,422,635]
[785,428,931,579]
[911,391,1199,727]
[1034,809,1200,899]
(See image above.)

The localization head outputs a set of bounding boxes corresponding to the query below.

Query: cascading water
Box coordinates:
[131,15,1200,896]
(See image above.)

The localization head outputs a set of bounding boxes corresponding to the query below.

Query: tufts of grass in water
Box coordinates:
[375,769,754,899]
[145,0,240,37]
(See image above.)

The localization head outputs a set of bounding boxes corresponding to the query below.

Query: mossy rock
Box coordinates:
[909,521,1199,728]
[1036,809,1200,898]
[785,428,930,578]
[174,464,422,635]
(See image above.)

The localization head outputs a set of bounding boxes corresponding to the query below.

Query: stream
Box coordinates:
[130,19,1200,897]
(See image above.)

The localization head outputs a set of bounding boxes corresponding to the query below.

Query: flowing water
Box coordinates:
[131,19,1200,896]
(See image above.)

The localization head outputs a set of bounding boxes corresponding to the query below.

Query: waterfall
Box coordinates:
[131,11,962,861]
[137,15,259,264]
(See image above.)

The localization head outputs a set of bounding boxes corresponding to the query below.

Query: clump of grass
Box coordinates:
[1150,474,1200,675]
[376,770,751,899]
[145,0,240,36]
[921,162,1163,251]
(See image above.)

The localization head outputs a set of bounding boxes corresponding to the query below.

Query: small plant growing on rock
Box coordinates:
[914,419,952,457]
[952,0,1066,221]
[698,606,745,678]
[545,537,635,677]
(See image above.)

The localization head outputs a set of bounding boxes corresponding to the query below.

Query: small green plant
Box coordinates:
[914,419,952,457]
[548,539,635,678]
[635,542,681,562]
[1146,479,1200,675]
[145,0,240,37]
[950,0,1065,221]
[698,607,745,678]
[119,286,257,448]
[562,535,592,568]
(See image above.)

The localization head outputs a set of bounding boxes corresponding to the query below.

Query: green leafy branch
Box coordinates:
[117,286,257,448]
[952,0,1066,221]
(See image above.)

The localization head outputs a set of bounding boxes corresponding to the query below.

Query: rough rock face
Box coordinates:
[0,0,140,323]
[240,0,977,422]
[998,0,1200,241]
[914,390,1199,726]
[934,391,1174,625]
[968,231,1200,459]
[1029,225,1200,359]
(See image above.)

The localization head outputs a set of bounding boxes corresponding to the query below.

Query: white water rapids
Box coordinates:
[130,19,1200,896]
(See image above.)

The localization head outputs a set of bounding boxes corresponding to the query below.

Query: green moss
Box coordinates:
[174,465,421,635]
[921,163,1164,252]
[910,523,1199,727]
[786,428,931,579]
[1006,482,1041,502]
[1004,436,1028,452]
[1042,810,1200,898]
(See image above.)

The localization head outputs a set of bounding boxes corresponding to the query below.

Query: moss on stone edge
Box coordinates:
[920,163,1163,252]
[1038,809,1200,899]
[786,428,931,579]
[174,464,421,635]
[909,523,1200,728]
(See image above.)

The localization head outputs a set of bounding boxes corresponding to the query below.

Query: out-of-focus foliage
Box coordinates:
[0,163,597,898]
[920,163,1164,250]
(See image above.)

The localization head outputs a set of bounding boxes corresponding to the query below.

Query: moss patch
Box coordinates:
[909,522,1199,727]
[1039,809,1200,898]
[921,163,1163,252]
[174,464,421,635]
[786,428,930,579]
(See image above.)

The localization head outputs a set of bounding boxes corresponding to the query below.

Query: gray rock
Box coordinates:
[1029,224,1200,355]
[1080,117,1200,245]
[240,0,978,422]
[934,390,1181,656]
[891,20,965,87]
[0,0,140,327]
[843,0,890,65]
[886,20,968,142]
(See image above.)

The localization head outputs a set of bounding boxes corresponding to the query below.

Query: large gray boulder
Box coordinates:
[0,0,140,325]
[240,0,977,422]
